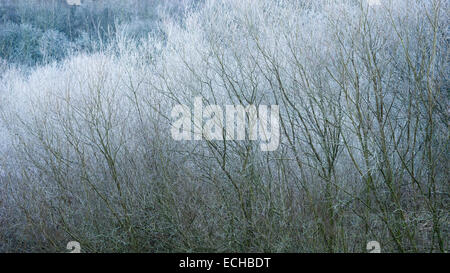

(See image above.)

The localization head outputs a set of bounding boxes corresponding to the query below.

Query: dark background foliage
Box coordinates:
[0,0,165,65]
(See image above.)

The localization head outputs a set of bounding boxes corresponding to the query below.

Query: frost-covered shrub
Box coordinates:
[39,30,70,62]
[117,19,159,40]
[0,23,42,65]
[0,58,7,76]
[72,31,93,52]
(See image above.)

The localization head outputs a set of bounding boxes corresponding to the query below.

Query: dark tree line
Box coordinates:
[0,0,163,65]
